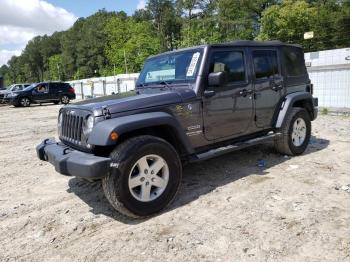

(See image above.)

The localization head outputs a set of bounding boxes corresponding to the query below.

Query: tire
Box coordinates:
[102,135,182,218]
[275,107,311,156]
[19,97,31,107]
[61,95,70,104]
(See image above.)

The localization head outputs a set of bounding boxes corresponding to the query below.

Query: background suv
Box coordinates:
[5,81,76,107]
[0,83,30,103]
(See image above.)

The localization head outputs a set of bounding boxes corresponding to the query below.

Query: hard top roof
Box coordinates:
[149,40,302,58]
[210,40,302,48]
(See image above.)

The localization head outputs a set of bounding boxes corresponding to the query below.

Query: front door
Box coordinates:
[203,48,254,141]
[32,83,50,102]
[252,50,283,128]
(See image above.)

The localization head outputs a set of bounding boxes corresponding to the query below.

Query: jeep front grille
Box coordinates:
[60,110,85,144]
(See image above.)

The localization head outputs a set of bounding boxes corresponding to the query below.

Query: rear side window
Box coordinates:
[209,51,246,83]
[283,47,306,76]
[253,50,279,80]
[50,83,66,90]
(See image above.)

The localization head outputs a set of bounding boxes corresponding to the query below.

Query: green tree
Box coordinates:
[48,54,64,80]
[258,0,350,51]
[104,16,161,74]
[147,0,181,50]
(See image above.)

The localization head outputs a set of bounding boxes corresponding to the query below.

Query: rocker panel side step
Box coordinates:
[190,132,281,163]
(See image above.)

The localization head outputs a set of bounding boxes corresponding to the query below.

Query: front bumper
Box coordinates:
[36,139,111,179]
[5,97,18,105]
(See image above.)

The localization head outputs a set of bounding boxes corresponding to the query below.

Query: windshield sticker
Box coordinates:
[186,52,200,77]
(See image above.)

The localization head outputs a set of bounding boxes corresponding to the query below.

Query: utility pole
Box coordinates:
[124,50,128,74]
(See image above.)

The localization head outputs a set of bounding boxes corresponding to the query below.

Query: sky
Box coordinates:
[0,0,146,66]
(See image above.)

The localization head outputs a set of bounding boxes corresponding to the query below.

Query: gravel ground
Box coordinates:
[0,104,349,262]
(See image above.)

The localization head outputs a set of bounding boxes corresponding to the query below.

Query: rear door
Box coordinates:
[49,83,61,100]
[203,48,254,140]
[252,49,283,128]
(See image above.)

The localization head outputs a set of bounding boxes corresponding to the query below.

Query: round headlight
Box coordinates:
[83,115,94,136]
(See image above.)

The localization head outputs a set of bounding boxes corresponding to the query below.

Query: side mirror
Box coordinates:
[208,72,227,87]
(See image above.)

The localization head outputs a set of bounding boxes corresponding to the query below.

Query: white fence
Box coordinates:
[67,73,139,99]
[305,48,350,108]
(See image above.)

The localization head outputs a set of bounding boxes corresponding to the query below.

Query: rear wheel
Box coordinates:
[19,97,31,107]
[275,107,311,156]
[102,135,182,218]
[61,95,70,104]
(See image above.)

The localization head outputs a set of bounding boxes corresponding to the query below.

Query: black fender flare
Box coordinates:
[87,112,195,154]
[275,92,315,128]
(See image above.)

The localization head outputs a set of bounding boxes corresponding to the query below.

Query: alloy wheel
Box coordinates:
[128,154,169,202]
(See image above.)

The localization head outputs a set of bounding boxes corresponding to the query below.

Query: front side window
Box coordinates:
[253,50,279,80]
[36,83,48,93]
[137,49,203,86]
[209,51,246,83]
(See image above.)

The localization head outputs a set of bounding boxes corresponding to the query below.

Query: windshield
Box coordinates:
[6,85,15,91]
[10,85,22,91]
[137,49,203,86]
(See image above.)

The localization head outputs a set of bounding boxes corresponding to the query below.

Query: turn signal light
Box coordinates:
[110,131,119,141]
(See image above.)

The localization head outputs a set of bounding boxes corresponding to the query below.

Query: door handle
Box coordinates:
[203,90,216,98]
[239,89,253,97]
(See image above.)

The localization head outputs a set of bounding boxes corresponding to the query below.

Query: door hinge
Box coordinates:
[254,115,257,121]
[102,107,111,119]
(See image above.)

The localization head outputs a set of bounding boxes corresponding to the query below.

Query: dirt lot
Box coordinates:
[0,104,349,262]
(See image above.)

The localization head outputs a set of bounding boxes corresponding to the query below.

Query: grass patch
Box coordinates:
[321,108,328,115]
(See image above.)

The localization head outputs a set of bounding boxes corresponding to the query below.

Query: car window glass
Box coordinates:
[209,51,246,84]
[36,83,48,92]
[284,48,306,76]
[50,83,61,90]
[253,50,279,80]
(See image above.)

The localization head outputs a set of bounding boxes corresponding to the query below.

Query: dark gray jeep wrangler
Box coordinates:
[37,41,318,218]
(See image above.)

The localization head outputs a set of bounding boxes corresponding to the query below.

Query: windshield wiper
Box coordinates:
[159,81,172,89]
[136,83,145,88]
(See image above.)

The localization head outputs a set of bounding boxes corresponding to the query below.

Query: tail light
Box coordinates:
[68,87,75,93]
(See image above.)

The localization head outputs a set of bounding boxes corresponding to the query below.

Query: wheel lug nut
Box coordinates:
[144,169,148,174]
[140,177,145,182]
[151,170,154,175]
[151,178,155,182]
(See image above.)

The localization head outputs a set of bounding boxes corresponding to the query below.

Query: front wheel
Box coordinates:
[19,97,31,107]
[275,107,311,156]
[102,135,182,218]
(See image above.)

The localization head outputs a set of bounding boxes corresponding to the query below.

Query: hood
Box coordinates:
[66,86,197,116]
[0,90,11,95]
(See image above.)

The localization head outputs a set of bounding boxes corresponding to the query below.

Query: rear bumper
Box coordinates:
[36,139,110,179]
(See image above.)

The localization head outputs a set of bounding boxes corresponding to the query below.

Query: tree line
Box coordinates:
[0,0,349,85]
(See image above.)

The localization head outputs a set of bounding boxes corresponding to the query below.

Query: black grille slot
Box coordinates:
[60,110,84,145]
